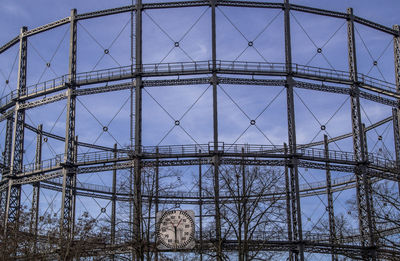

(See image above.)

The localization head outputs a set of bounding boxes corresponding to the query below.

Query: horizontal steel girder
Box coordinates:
[0,61,398,115]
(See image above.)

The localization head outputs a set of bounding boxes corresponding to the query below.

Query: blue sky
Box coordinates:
[0,0,397,151]
[0,0,399,257]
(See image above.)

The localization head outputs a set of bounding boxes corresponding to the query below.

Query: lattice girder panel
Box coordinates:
[0,1,398,260]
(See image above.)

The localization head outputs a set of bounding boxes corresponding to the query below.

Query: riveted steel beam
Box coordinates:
[285,1,304,260]
[60,9,78,253]
[347,8,376,260]
[324,136,338,261]
[5,26,28,236]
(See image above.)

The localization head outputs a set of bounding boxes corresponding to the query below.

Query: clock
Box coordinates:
[156,210,195,249]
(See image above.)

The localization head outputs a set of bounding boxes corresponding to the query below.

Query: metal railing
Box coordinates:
[142,60,211,74]
[20,143,396,177]
[75,150,130,164]
[22,155,62,173]
[76,66,133,85]
[40,171,357,199]
[0,61,396,110]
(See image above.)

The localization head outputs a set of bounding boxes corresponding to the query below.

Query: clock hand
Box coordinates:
[174,226,178,244]
[177,219,182,227]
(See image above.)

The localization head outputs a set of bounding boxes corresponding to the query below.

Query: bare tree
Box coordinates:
[0,206,109,260]
[141,166,179,260]
[113,165,181,260]
[371,181,400,252]
[202,165,285,260]
[342,179,400,260]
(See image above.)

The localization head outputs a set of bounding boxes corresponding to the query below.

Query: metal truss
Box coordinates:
[1,76,398,119]
[2,118,13,175]
[59,9,77,248]
[296,80,397,107]
[0,117,13,226]
[20,92,67,110]
[394,26,400,170]
[0,58,399,114]
[0,141,397,184]
[1,0,397,56]
[0,110,15,123]
[284,1,304,259]
[28,124,42,254]
[24,17,70,38]
[2,152,397,189]
[347,8,376,260]
[4,26,28,234]
[0,1,399,260]
[25,240,399,260]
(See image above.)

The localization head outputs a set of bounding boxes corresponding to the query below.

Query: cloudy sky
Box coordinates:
[0,0,399,251]
[0,0,397,152]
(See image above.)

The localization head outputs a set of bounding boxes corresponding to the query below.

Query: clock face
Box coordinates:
[156,210,195,249]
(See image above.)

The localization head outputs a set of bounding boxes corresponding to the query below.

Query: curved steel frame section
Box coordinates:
[0,0,399,260]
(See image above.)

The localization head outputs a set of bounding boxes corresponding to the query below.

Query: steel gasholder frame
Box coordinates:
[0,1,399,260]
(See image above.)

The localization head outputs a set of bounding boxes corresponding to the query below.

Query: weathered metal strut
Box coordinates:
[210,0,223,260]
[111,144,117,261]
[5,26,28,233]
[60,9,78,247]
[0,117,13,225]
[347,7,376,260]
[324,135,338,261]
[0,1,398,260]
[30,124,42,253]
[134,0,144,259]
[393,25,400,194]
[284,1,304,260]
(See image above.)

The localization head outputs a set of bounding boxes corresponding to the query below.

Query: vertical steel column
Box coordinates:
[198,154,203,261]
[284,1,303,260]
[241,148,248,261]
[72,136,78,231]
[154,147,159,261]
[2,118,13,175]
[238,149,243,261]
[30,124,42,253]
[211,0,222,259]
[324,135,338,261]
[284,143,293,261]
[362,123,376,239]
[393,108,400,193]
[393,25,400,194]
[394,25,400,95]
[362,124,368,158]
[60,9,77,246]
[5,26,28,233]
[347,8,376,260]
[111,144,117,256]
[211,1,218,147]
[129,2,136,256]
[0,117,13,225]
[134,0,143,259]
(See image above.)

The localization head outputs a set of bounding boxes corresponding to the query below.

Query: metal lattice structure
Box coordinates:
[0,0,399,260]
